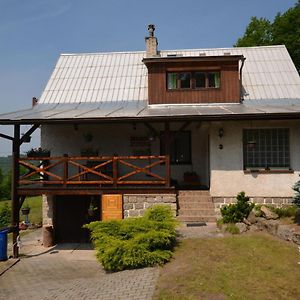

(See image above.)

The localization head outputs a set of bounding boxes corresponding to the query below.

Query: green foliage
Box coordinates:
[0,202,11,229]
[221,192,254,223]
[84,205,177,272]
[235,17,273,47]
[225,223,240,235]
[268,205,299,218]
[293,179,300,207]
[234,1,300,71]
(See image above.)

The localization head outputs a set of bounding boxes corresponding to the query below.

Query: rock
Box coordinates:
[256,218,279,235]
[292,233,300,245]
[260,206,279,220]
[243,217,251,226]
[236,222,248,233]
[248,224,261,232]
[277,225,294,241]
[247,210,258,224]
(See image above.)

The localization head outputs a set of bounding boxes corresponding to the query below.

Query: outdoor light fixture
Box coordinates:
[218,128,224,138]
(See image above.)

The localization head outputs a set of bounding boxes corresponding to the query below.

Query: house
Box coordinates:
[0,25,300,253]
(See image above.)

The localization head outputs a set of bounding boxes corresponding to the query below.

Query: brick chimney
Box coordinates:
[145,24,159,58]
[32,97,38,107]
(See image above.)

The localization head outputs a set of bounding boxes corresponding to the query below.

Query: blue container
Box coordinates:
[0,229,8,261]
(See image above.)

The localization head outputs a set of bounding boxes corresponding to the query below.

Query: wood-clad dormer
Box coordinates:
[143,55,244,105]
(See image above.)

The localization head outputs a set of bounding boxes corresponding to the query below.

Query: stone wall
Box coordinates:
[42,195,54,226]
[213,196,293,218]
[123,194,177,218]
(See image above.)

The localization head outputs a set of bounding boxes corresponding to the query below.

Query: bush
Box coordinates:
[221,192,254,223]
[84,205,177,272]
[268,205,299,218]
[0,203,11,229]
[225,223,240,234]
[293,180,300,207]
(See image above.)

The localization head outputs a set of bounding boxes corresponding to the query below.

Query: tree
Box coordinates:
[272,2,300,72]
[234,17,272,47]
[234,1,300,71]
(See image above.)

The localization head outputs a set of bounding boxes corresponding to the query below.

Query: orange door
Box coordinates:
[101,194,123,220]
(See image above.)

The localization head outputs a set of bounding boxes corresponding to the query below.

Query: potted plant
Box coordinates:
[26,147,51,158]
[21,202,30,216]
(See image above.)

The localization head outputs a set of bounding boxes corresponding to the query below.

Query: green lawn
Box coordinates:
[0,196,42,225]
[155,232,300,300]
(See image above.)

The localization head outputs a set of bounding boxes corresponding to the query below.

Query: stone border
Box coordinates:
[123,194,177,217]
[213,197,293,218]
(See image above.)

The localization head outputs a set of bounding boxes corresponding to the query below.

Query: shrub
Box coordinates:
[293,180,300,207]
[84,205,177,272]
[0,203,11,229]
[268,205,299,218]
[221,192,254,223]
[225,223,240,234]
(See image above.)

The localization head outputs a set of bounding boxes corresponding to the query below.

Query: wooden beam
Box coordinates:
[143,122,159,137]
[164,122,171,158]
[178,121,190,132]
[12,124,20,258]
[19,124,39,145]
[0,132,14,141]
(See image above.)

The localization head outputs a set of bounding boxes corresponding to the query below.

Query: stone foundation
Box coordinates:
[42,195,54,226]
[123,194,177,218]
[213,196,294,218]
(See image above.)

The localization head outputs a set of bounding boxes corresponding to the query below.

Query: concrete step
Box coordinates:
[178,196,213,203]
[178,190,210,196]
[177,216,216,223]
[179,202,214,209]
[178,209,216,217]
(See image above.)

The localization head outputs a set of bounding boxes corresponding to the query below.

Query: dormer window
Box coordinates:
[167,71,220,90]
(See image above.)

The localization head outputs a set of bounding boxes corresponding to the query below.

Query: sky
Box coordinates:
[0,0,296,155]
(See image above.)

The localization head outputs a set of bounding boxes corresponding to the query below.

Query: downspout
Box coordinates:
[239,57,246,103]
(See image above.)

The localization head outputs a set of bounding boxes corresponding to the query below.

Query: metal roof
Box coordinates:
[1,101,300,124]
[0,45,300,124]
[39,45,300,105]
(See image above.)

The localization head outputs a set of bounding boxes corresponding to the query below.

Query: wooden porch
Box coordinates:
[18,155,173,195]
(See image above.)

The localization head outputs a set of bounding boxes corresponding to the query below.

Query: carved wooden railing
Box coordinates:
[18,155,170,188]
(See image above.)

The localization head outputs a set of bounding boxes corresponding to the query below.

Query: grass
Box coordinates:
[0,196,42,225]
[155,232,300,300]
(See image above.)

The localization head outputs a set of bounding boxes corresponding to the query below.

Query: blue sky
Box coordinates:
[0,0,296,155]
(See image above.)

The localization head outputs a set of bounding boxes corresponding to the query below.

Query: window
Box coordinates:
[167,72,191,89]
[167,71,220,90]
[160,131,191,164]
[243,128,290,169]
[195,72,220,88]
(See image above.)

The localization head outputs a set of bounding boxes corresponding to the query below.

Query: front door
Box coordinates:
[101,194,123,220]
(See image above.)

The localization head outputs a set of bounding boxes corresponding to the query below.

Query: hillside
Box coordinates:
[0,156,12,175]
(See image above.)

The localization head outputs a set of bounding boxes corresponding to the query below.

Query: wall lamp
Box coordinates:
[218,128,224,138]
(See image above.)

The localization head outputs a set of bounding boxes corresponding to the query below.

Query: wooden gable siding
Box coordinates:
[147,61,240,105]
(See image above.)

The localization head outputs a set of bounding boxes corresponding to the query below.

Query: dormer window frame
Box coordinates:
[166,71,221,91]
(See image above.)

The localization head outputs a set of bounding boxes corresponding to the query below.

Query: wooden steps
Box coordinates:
[177,190,216,223]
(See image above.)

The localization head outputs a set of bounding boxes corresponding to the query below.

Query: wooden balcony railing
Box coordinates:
[18,155,170,188]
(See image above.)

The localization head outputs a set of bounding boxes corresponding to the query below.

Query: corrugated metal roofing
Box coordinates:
[39,45,300,105]
[0,45,300,123]
[1,101,300,124]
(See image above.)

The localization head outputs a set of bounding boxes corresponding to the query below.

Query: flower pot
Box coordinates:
[21,208,30,215]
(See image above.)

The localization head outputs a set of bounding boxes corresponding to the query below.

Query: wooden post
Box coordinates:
[165,155,170,187]
[12,124,20,258]
[164,122,171,187]
[63,154,68,186]
[113,157,117,187]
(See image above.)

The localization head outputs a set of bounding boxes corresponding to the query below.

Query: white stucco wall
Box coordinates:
[41,122,210,186]
[209,120,300,197]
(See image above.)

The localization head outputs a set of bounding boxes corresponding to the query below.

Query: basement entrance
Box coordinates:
[54,195,100,243]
